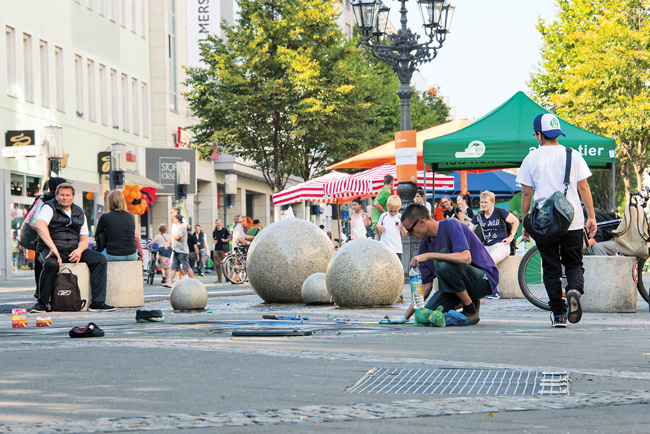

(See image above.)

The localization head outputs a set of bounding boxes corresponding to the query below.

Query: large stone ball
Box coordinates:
[247,219,335,303]
[326,239,403,307]
[169,278,208,310]
[301,273,332,305]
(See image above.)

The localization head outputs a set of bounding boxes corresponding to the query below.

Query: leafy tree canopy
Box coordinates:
[185,0,450,191]
[529,0,650,206]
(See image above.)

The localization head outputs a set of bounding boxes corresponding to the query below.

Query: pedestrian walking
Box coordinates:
[517,113,596,328]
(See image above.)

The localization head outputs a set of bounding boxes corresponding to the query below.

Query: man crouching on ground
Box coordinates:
[398,203,499,325]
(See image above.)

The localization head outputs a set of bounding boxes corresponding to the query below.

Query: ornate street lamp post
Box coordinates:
[352,0,454,273]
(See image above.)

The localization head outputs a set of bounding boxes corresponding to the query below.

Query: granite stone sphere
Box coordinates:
[169,278,208,310]
[301,273,332,305]
[326,239,403,307]
[247,219,335,303]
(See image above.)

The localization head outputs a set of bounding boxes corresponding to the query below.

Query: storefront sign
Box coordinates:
[145,148,197,195]
[1,146,41,158]
[98,152,111,175]
[186,0,220,68]
[176,127,190,148]
[5,130,35,147]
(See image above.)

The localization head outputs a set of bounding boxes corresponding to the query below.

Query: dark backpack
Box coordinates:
[51,267,86,311]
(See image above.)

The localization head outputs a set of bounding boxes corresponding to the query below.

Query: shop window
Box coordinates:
[11,173,24,196]
[25,176,42,197]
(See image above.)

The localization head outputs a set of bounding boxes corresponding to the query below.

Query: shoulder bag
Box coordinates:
[523,147,575,246]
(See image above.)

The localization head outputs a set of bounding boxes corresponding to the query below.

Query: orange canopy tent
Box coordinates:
[327,119,472,171]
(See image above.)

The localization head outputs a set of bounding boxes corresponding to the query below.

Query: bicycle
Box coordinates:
[518,196,650,310]
[144,246,159,285]
[222,245,248,284]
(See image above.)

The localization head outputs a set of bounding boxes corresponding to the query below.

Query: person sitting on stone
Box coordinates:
[31,182,114,312]
[386,203,499,325]
[582,206,619,256]
[440,195,465,221]
[94,190,138,261]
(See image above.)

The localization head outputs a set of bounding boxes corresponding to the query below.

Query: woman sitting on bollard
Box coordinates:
[95,190,138,262]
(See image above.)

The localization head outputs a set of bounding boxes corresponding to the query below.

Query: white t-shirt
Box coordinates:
[233,224,247,247]
[378,211,403,254]
[37,205,89,236]
[516,145,592,231]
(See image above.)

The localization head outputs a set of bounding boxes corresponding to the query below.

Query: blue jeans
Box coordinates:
[101,250,138,262]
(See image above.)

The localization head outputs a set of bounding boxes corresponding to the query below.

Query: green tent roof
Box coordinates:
[423,91,616,171]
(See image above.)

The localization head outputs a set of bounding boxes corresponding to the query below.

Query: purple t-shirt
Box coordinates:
[418,218,499,292]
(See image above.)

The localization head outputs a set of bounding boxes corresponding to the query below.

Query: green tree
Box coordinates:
[529,0,650,204]
[411,89,450,132]
[186,0,402,191]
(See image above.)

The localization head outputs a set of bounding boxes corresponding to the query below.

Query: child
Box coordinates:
[375,195,407,259]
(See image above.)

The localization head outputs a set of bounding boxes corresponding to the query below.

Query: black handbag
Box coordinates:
[523,147,575,246]
[92,232,106,252]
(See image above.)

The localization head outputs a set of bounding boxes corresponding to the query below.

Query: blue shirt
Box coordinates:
[418,218,499,292]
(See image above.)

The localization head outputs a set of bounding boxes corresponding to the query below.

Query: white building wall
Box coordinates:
[0,0,152,279]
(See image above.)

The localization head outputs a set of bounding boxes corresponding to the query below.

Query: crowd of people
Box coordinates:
[25,113,615,329]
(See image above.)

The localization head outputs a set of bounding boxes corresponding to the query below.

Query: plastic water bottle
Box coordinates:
[409,266,425,309]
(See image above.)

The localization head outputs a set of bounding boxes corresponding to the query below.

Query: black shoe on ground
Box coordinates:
[29,302,47,313]
[88,302,116,312]
[136,309,164,322]
[551,312,568,328]
[198,273,205,277]
[566,289,582,324]
[69,322,104,338]
[464,310,480,325]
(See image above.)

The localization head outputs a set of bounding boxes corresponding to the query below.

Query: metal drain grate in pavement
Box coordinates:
[346,368,569,396]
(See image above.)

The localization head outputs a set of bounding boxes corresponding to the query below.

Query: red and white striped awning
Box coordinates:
[323,164,454,200]
[272,171,351,206]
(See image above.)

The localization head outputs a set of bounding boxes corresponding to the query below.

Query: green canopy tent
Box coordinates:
[423,91,617,209]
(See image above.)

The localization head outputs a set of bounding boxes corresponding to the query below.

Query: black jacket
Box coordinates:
[36,199,85,253]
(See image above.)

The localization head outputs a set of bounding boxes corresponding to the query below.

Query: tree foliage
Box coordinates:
[529,0,650,205]
[184,0,450,191]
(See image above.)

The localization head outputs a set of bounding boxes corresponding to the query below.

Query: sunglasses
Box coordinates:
[406,218,421,235]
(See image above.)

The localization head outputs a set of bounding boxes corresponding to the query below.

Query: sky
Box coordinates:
[399,0,559,120]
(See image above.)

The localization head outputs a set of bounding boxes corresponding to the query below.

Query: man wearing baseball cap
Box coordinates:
[516,113,597,328]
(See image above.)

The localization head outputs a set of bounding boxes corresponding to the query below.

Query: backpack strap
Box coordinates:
[563,147,572,195]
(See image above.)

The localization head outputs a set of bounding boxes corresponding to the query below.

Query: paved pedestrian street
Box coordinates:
[1,279,650,433]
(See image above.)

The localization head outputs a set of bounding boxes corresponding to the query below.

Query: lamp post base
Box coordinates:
[397,181,418,279]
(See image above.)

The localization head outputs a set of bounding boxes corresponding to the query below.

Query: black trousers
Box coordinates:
[37,248,108,306]
[424,261,493,312]
[536,229,584,315]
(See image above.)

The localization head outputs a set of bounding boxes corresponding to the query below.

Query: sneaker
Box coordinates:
[551,312,568,328]
[88,302,116,312]
[29,302,47,313]
[566,289,582,324]
[198,273,205,277]
[487,291,501,300]
[136,309,164,323]
[463,310,480,325]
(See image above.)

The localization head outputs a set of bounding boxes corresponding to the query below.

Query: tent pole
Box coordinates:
[337,199,342,248]
[610,162,616,212]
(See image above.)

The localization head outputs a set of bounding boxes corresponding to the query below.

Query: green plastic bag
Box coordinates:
[428,306,446,327]
[414,306,446,327]
[205,259,214,268]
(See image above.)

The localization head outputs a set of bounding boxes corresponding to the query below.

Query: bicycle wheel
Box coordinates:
[517,246,551,311]
[223,255,246,284]
[633,256,649,303]
[147,259,155,285]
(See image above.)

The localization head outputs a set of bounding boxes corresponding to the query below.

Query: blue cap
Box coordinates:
[533,113,566,139]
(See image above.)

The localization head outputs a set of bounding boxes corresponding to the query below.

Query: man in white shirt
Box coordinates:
[32,183,114,313]
[233,215,250,248]
[517,113,596,328]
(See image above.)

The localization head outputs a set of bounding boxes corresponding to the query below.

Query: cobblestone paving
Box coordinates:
[1,391,649,433]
